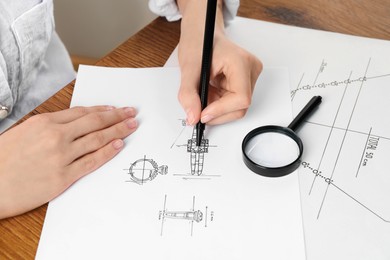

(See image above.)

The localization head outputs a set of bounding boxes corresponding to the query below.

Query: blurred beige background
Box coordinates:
[54,0,157,69]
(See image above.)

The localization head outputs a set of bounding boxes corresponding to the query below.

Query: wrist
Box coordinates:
[178,0,225,66]
[179,0,225,33]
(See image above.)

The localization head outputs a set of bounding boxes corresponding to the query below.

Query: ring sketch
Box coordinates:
[171,119,220,180]
[164,210,203,223]
[159,195,213,236]
[125,155,168,185]
[187,127,209,175]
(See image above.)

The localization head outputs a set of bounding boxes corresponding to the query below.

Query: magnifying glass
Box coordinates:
[242,96,322,177]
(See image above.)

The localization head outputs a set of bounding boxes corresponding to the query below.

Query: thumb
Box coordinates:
[178,80,202,126]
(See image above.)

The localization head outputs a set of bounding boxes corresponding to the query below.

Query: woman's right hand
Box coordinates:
[0,105,138,219]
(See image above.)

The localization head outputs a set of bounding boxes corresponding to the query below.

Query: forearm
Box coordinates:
[177,0,225,33]
[177,0,225,72]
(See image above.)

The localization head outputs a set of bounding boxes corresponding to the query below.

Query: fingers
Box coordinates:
[70,116,138,160]
[178,71,252,126]
[199,43,262,125]
[65,139,125,184]
[199,60,254,124]
[178,79,202,126]
[44,106,116,124]
[200,91,251,125]
[178,33,263,126]
[204,109,249,125]
[66,107,137,139]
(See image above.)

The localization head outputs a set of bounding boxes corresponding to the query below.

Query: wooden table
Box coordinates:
[1,0,389,258]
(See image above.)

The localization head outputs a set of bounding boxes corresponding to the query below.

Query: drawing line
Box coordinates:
[306,121,390,141]
[309,70,351,195]
[330,182,390,223]
[302,162,389,223]
[183,177,212,180]
[317,58,371,219]
[171,123,186,149]
[191,196,196,236]
[292,59,325,101]
[366,73,390,80]
[291,72,305,101]
[141,155,146,185]
[311,59,324,90]
[173,173,221,177]
[160,194,168,236]
[290,71,390,96]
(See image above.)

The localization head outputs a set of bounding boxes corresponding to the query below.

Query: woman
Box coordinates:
[0,0,262,219]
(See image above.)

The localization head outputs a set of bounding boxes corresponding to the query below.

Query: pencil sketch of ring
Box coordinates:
[127,157,168,185]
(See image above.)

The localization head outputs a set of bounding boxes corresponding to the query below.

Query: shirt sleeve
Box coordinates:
[0,51,14,116]
[148,0,240,23]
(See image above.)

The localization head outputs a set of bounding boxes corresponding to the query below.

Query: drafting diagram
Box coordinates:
[159,195,214,236]
[170,119,220,180]
[291,58,390,259]
[124,120,219,184]
[187,127,209,175]
[125,155,168,185]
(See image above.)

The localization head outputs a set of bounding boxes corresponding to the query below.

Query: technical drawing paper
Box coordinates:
[36,66,306,260]
[170,17,390,260]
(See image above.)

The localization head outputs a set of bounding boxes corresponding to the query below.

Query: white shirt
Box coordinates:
[0,0,75,132]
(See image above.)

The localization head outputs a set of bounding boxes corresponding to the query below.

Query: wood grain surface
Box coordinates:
[1,1,389,258]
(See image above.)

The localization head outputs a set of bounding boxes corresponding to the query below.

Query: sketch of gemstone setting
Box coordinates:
[164,210,203,223]
[126,155,168,185]
[187,128,209,175]
[159,195,213,236]
[171,119,220,180]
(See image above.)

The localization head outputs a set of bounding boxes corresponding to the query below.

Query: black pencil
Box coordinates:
[195,0,217,146]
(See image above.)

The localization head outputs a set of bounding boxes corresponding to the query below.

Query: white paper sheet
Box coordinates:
[167,17,390,260]
[36,66,306,260]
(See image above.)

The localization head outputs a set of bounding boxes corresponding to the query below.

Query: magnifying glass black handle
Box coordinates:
[288,96,322,131]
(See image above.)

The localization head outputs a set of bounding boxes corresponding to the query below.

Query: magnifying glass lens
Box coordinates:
[244,132,300,168]
[242,96,322,177]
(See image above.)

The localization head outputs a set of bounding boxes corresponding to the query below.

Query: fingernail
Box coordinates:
[186,110,195,126]
[106,105,116,110]
[124,107,136,116]
[126,118,138,129]
[209,79,217,87]
[113,139,124,150]
[201,114,214,123]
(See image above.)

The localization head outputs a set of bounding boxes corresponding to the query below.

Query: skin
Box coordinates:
[177,0,263,125]
[0,0,262,219]
[0,106,138,219]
